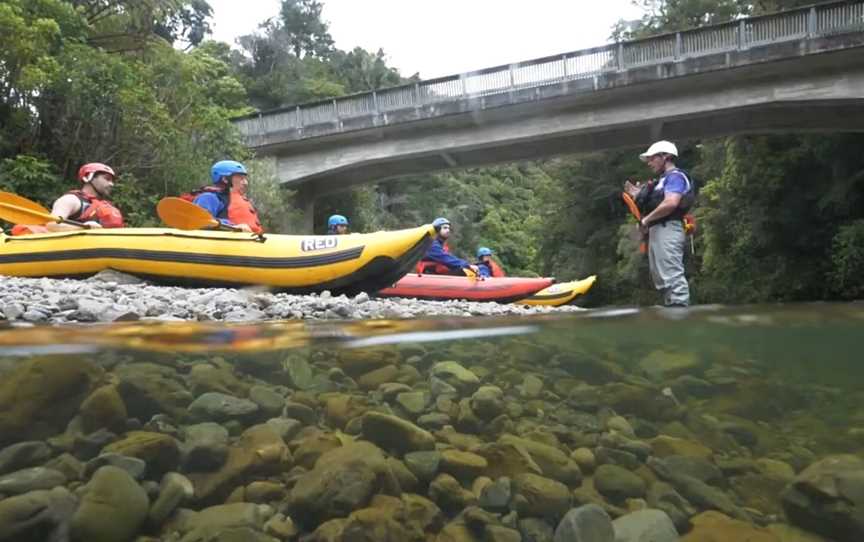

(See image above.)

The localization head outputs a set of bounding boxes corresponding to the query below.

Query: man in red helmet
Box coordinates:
[11,162,125,235]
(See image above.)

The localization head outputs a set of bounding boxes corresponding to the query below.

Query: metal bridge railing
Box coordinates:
[234,0,864,139]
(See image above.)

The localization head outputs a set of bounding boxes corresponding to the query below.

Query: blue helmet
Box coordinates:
[211,160,247,184]
[328,214,349,229]
[477,247,493,258]
[432,217,450,231]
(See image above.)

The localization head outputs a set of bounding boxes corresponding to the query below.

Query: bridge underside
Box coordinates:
[251,42,864,231]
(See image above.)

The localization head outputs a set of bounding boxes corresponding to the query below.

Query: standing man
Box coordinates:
[624,140,694,307]
[189,160,263,234]
[416,217,479,275]
[11,162,124,235]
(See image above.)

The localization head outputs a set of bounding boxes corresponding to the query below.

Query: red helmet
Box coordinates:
[78,162,116,183]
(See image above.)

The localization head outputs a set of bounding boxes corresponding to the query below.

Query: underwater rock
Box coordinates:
[182,422,229,471]
[80,384,128,433]
[0,467,66,495]
[439,449,489,482]
[102,431,180,475]
[781,454,864,542]
[115,363,192,420]
[0,487,77,542]
[188,392,259,422]
[511,473,571,520]
[498,434,582,485]
[289,441,399,525]
[553,504,614,542]
[612,509,679,542]
[680,511,779,541]
[428,473,477,514]
[361,412,436,455]
[0,441,53,475]
[638,350,700,380]
[148,472,194,526]
[0,357,102,445]
[71,466,149,542]
[430,362,481,395]
[594,464,647,503]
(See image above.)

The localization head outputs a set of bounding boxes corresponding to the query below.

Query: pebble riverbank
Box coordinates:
[0,273,584,325]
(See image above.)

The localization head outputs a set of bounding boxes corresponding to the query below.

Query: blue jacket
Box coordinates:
[193,192,234,227]
[422,238,470,270]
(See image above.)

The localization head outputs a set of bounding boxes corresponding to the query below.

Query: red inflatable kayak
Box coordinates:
[378,274,555,303]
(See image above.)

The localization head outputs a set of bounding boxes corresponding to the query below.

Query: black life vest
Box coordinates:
[635,168,696,224]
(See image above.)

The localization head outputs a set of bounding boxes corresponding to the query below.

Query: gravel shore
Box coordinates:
[0,272,584,325]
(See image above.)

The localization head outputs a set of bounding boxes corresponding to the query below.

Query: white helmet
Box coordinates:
[639,140,678,162]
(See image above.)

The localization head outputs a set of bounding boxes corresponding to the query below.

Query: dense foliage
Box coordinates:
[1,0,862,304]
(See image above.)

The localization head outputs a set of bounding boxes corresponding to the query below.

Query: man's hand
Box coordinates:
[235,223,252,233]
[83,221,103,229]
[638,218,649,235]
[624,180,641,198]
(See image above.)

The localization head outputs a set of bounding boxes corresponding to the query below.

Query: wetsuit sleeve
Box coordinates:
[192,193,233,226]
[477,263,492,278]
[425,242,470,269]
[663,172,689,194]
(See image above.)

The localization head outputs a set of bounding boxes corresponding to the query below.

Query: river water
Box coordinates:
[0,304,861,541]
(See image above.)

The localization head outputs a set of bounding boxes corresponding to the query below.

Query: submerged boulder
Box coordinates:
[781,455,864,542]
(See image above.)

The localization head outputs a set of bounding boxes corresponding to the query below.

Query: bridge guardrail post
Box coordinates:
[674,32,683,59]
[296,106,303,137]
[807,6,817,37]
[738,19,747,49]
[508,64,516,103]
[333,99,342,131]
[617,43,625,70]
[414,83,421,115]
[372,91,380,126]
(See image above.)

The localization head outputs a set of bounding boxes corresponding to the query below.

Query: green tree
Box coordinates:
[279,0,334,58]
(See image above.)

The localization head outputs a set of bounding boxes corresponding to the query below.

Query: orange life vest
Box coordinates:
[487,259,506,278]
[181,186,263,234]
[416,241,452,275]
[226,190,263,234]
[68,190,124,228]
[9,190,123,235]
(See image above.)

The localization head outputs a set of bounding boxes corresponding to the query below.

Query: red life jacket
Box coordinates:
[10,224,49,235]
[68,190,125,228]
[181,185,263,234]
[10,190,123,235]
[487,259,506,278]
[416,241,452,275]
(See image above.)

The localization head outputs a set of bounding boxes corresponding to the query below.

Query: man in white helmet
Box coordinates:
[624,140,694,307]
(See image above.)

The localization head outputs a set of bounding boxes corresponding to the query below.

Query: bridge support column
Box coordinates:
[295,186,315,234]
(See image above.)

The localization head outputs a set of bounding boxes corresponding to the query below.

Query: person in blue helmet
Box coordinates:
[474,247,506,278]
[416,217,479,275]
[327,214,349,234]
[182,160,263,234]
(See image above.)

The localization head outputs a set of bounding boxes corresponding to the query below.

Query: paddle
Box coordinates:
[0,192,88,228]
[156,197,243,231]
[622,192,648,254]
[156,197,264,240]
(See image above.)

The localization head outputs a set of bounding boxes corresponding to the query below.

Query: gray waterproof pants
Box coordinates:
[648,219,690,306]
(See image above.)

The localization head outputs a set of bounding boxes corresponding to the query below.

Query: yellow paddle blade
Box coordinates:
[0,201,62,226]
[0,191,51,214]
[156,197,220,230]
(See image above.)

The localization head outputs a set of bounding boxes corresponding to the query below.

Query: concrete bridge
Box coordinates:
[233,1,864,229]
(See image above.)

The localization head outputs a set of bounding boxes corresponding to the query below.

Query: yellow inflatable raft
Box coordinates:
[518,275,597,307]
[0,226,434,295]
